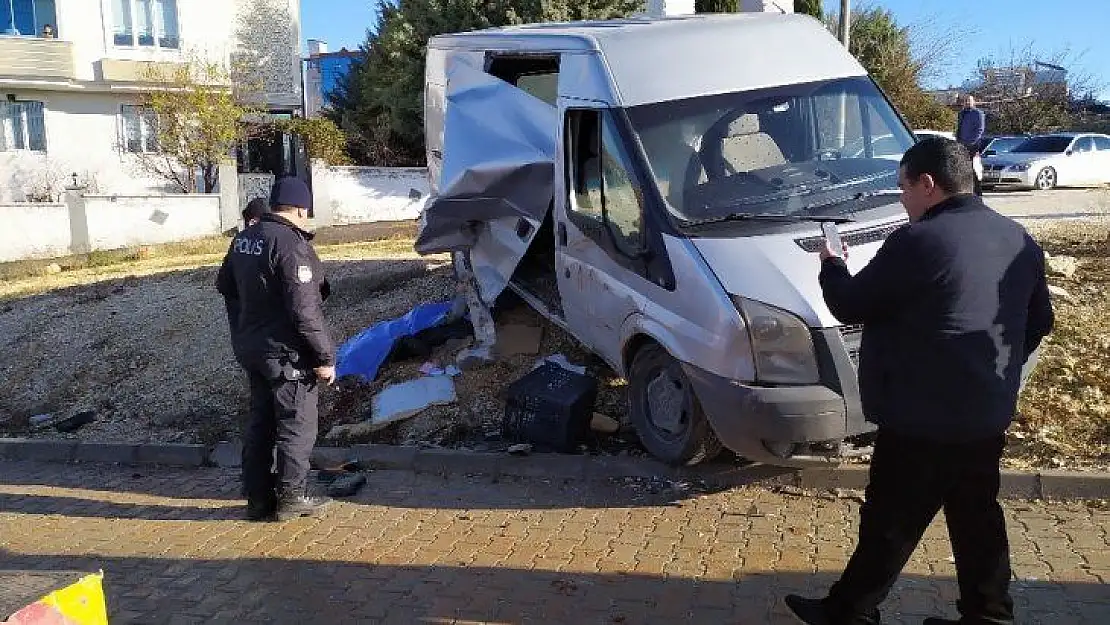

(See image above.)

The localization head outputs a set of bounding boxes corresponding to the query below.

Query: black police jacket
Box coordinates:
[818,194,1054,442]
[216,213,336,371]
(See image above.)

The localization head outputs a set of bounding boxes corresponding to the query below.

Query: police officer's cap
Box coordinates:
[269,176,312,211]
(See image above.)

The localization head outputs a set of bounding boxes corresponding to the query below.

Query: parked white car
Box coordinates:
[982,133,1110,190]
[914,129,955,141]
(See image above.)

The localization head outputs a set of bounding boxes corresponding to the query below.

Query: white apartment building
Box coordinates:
[0,0,303,201]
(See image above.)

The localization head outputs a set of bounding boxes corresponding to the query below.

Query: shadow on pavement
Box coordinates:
[0,462,796,516]
[0,550,1104,625]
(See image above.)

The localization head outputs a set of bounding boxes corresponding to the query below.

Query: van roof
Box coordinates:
[429,14,867,106]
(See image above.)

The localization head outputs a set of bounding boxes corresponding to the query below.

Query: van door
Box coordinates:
[557,107,662,365]
[461,54,561,303]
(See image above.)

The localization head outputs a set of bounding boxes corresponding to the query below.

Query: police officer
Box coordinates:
[217,176,336,522]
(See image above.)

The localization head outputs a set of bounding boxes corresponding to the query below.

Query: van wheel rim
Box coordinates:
[1037,169,1055,189]
[645,366,689,437]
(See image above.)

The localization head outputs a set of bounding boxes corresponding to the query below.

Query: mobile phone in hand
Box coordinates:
[821,222,844,258]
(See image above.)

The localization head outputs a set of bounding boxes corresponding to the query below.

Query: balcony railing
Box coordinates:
[0,36,76,81]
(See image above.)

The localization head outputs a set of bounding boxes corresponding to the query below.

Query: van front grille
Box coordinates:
[795,220,907,253]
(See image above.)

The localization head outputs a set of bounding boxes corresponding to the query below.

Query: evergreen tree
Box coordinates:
[825,7,956,130]
[795,0,822,20]
[329,0,643,165]
[694,0,739,13]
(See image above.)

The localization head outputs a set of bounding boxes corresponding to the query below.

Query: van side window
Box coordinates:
[486,55,559,107]
[567,109,644,253]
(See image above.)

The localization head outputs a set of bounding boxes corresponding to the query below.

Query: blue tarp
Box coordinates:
[336,301,457,382]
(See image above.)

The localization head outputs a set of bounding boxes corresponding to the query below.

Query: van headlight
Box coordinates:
[732,296,820,385]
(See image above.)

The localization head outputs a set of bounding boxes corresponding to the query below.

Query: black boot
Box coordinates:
[245,497,277,522]
[276,490,331,521]
[785,595,881,625]
[785,595,833,625]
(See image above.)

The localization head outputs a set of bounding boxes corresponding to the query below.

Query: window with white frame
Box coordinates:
[0,100,47,152]
[121,105,159,153]
[112,0,180,49]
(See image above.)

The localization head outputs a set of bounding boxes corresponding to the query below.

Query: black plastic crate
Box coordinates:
[502,362,598,452]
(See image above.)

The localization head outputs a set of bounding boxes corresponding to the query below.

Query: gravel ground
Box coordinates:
[1,211,1106,471]
[0,239,636,455]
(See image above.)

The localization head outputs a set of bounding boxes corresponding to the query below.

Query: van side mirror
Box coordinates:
[1065,150,1073,156]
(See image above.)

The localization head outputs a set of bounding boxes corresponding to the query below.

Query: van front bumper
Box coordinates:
[681,327,874,466]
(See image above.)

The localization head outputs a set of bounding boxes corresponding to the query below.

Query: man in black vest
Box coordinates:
[785,138,1054,625]
[217,177,335,522]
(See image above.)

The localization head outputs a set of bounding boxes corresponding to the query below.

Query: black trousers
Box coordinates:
[242,367,319,503]
[825,430,1014,624]
[962,144,984,196]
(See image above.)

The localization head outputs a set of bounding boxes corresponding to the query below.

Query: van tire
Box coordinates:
[628,344,723,466]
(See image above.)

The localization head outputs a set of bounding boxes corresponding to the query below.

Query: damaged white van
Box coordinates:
[414,14,1005,467]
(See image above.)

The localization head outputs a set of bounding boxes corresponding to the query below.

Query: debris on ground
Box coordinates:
[1044,252,1078,279]
[502,361,599,452]
[507,443,533,456]
[53,410,97,433]
[326,472,368,498]
[494,323,544,358]
[30,414,57,429]
[373,376,457,423]
[590,413,621,434]
[533,354,587,375]
[335,300,461,382]
[1047,284,1073,302]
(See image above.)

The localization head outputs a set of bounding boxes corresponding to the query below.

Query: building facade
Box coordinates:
[303,40,360,119]
[0,0,303,201]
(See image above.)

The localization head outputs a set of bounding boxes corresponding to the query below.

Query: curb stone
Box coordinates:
[0,438,1107,500]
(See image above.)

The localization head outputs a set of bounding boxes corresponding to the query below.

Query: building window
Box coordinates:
[1,0,58,37]
[121,105,159,153]
[112,0,179,49]
[0,100,47,151]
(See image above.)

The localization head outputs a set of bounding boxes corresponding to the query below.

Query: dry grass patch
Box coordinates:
[1010,220,1110,470]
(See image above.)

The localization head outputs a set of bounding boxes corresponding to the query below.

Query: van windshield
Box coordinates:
[625,76,915,222]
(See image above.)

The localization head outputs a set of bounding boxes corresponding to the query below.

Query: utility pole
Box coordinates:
[836,0,852,147]
[839,0,851,48]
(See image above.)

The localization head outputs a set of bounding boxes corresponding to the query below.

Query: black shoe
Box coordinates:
[245,498,277,522]
[785,595,832,625]
[275,494,331,521]
[921,619,960,625]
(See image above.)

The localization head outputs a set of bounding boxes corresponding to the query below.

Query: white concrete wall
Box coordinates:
[0,90,176,202]
[83,194,222,249]
[0,203,72,262]
[312,165,430,225]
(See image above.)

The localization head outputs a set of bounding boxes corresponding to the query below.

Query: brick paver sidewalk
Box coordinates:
[1,461,1107,624]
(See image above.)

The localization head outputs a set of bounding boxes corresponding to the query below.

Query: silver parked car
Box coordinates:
[982,133,1110,190]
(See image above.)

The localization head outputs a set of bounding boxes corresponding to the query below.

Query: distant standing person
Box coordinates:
[217,177,336,522]
[784,138,1054,625]
[956,94,986,195]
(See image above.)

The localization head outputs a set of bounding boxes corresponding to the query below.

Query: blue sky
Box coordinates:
[300,0,1110,100]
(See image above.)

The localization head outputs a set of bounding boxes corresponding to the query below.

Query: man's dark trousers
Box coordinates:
[825,430,1014,624]
[242,367,319,504]
[961,143,984,196]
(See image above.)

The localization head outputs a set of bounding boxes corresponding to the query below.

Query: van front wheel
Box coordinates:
[629,344,722,466]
